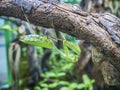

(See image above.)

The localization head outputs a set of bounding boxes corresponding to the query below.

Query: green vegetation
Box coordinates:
[0,0,95,89]
[0,18,95,90]
[19,30,95,90]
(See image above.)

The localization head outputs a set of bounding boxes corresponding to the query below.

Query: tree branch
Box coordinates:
[0,0,120,72]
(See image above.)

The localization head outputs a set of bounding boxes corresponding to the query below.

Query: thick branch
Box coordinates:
[0,0,120,71]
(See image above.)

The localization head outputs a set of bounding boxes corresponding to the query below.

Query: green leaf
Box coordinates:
[0,25,11,30]
[82,74,95,89]
[70,83,78,89]
[83,74,91,84]
[77,83,85,89]
[48,83,58,88]
[20,35,53,48]
[59,81,69,85]
[44,72,56,78]
[57,72,66,77]
[34,86,41,90]
[0,25,17,34]
[24,88,30,90]
[40,83,48,87]
[60,87,69,90]
[88,80,95,90]
[42,88,49,90]
[61,64,72,70]
[89,85,93,90]
[91,80,95,84]
[19,79,23,86]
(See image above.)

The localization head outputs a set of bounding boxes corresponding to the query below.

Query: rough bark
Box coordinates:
[0,0,120,85]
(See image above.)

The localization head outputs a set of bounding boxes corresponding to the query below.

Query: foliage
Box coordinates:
[33,48,95,90]
[34,74,95,90]
[20,33,95,90]
[0,18,17,34]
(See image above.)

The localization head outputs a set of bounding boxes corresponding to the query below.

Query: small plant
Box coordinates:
[20,34,95,90]
[34,72,95,90]
[0,18,17,34]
